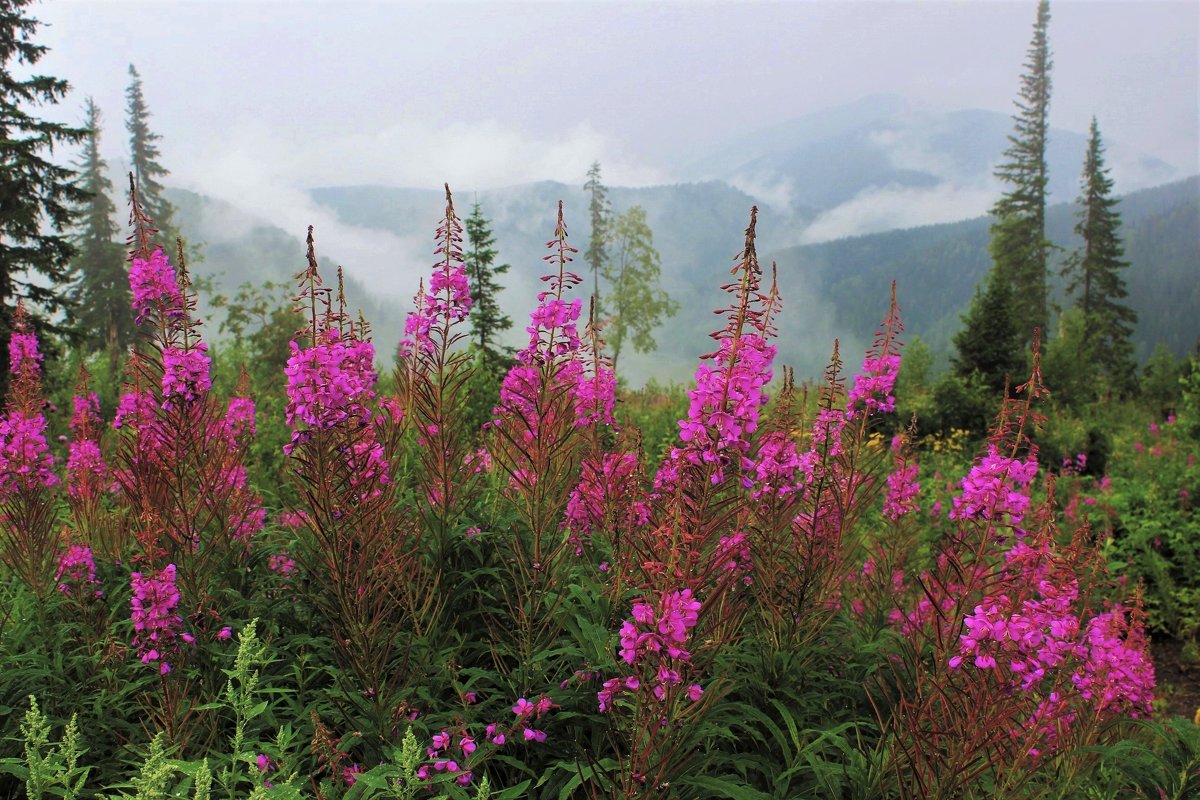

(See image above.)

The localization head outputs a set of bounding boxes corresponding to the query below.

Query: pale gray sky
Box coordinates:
[32,0,1199,186]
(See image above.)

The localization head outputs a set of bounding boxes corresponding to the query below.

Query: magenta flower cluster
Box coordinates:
[949,535,1155,750]
[7,331,41,374]
[564,453,649,548]
[161,344,212,406]
[284,330,378,450]
[129,248,184,324]
[950,445,1039,529]
[600,590,705,712]
[225,396,256,439]
[66,392,108,499]
[846,354,900,415]
[883,437,921,520]
[0,324,56,497]
[55,545,101,597]
[674,334,776,486]
[0,410,58,496]
[130,563,193,674]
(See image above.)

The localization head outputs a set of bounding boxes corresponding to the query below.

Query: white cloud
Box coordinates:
[799,181,998,244]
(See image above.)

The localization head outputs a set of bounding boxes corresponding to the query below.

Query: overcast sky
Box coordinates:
[31,0,1198,193]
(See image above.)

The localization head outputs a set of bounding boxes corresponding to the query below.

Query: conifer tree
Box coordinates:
[71,98,133,365]
[126,64,180,248]
[0,0,87,385]
[603,205,678,374]
[951,266,1024,397]
[989,0,1052,346]
[1064,117,1137,391]
[584,161,610,314]
[463,200,513,376]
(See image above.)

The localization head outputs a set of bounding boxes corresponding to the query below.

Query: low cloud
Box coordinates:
[799,181,998,243]
[157,117,665,300]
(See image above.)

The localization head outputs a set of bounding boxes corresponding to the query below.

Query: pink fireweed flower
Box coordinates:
[0,410,58,496]
[672,333,776,486]
[619,589,702,666]
[573,363,617,428]
[846,354,900,416]
[564,452,649,546]
[1071,607,1155,718]
[284,330,378,449]
[130,564,192,674]
[268,553,299,579]
[161,344,212,406]
[226,396,256,439]
[950,445,1038,528]
[55,545,101,597]
[113,390,156,431]
[7,331,41,374]
[129,248,184,324]
[884,463,921,519]
[217,626,233,641]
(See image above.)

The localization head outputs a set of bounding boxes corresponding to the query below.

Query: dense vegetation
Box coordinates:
[1,186,1198,798]
[1,0,1197,797]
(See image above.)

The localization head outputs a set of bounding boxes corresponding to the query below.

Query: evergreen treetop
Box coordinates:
[989,0,1053,346]
[126,64,179,248]
[583,161,610,314]
[463,200,513,376]
[1065,116,1137,392]
[0,0,88,383]
[71,97,134,361]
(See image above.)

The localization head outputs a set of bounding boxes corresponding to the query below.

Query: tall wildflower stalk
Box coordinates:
[486,202,615,688]
[0,303,60,599]
[395,185,482,558]
[284,226,429,740]
[113,178,264,615]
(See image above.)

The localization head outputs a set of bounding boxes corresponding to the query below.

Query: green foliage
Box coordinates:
[602,205,679,374]
[1042,307,1095,407]
[1141,342,1183,416]
[951,266,1024,399]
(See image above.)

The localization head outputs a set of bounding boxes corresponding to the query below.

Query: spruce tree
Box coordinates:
[951,266,1024,398]
[583,161,610,314]
[1065,117,1137,392]
[463,200,513,376]
[603,205,678,374]
[71,98,133,365]
[126,64,180,247]
[989,0,1052,346]
[0,0,87,384]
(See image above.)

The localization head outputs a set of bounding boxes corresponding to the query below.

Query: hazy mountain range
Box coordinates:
[166,96,1197,386]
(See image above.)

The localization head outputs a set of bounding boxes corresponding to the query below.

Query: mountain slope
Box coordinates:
[767,176,1200,367]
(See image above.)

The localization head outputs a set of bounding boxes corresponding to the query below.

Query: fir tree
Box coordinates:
[951,266,1024,398]
[1064,117,1137,392]
[71,98,133,365]
[463,200,513,376]
[0,0,87,385]
[126,64,180,248]
[989,0,1052,346]
[583,161,610,314]
[603,205,678,374]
